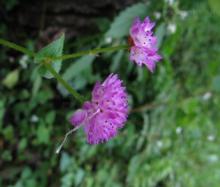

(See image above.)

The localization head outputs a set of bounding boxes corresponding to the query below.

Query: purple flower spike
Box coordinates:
[129,17,161,72]
[70,74,129,144]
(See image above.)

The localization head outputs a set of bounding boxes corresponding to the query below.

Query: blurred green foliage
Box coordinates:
[1,0,220,187]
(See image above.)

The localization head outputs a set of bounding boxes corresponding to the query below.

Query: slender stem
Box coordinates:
[54,45,128,61]
[0,38,128,61]
[55,126,81,154]
[0,38,35,57]
[43,62,85,104]
[0,38,127,104]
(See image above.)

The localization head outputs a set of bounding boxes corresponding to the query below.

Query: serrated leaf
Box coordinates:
[105,3,148,38]
[35,34,65,79]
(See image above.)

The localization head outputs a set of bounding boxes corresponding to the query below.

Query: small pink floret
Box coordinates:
[70,74,129,144]
[129,17,161,72]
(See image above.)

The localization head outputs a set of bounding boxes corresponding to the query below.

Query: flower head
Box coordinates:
[129,17,161,72]
[70,74,129,144]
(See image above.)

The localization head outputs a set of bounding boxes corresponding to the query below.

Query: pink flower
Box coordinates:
[70,74,129,144]
[129,17,161,72]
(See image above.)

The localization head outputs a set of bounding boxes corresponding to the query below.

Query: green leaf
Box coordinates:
[18,138,28,152]
[127,155,141,183]
[1,150,12,161]
[75,169,85,186]
[45,111,56,124]
[110,50,124,72]
[212,76,220,92]
[182,98,199,115]
[36,124,50,144]
[60,152,72,172]
[208,0,220,16]
[0,100,5,127]
[61,173,75,187]
[31,68,42,96]
[32,75,42,96]
[3,126,14,141]
[105,3,148,38]
[2,69,19,89]
[35,34,65,79]
[155,23,166,48]
[58,55,95,94]
[63,55,95,81]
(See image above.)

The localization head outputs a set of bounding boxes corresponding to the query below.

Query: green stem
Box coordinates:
[0,38,128,104]
[43,62,85,104]
[0,38,128,61]
[0,38,35,57]
[54,45,128,61]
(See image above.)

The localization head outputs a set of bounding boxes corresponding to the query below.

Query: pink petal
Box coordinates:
[70,109,87,126]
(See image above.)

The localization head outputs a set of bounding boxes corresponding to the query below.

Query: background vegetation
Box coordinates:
[1,0,220,186]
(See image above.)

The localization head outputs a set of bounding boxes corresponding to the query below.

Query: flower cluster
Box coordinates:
[129,17,161,72]
[70,74,129,144]
[68,17,161,145]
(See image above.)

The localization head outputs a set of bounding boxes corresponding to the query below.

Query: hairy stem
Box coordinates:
[0,38,128,104]
[0,38,35,57]
[0,38,128,61]
[53,45,128,61]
